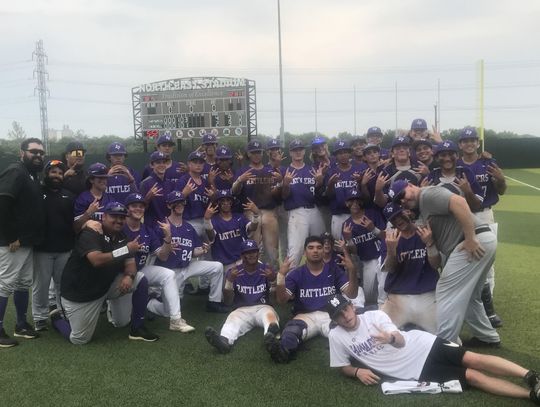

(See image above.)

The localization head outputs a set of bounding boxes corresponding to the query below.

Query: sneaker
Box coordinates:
[206,301,230,314]
[531,381,540,405]
[462,337,501,348]
[525,370,540,389]
[34,320,48,332]
[170,318,195,333]
[264,331,289,363]
[128,326,159,342]
[0,328,19,348]
[488,314,503,328]
[204,326,232,354]
[14,322,40,339]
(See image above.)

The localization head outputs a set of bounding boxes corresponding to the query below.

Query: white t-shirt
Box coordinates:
[329,310,436,380]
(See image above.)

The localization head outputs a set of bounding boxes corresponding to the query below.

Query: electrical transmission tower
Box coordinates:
[32,40,50,153]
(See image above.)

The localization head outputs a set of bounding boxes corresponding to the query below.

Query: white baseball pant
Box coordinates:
[287,207,325,268]
[174,260,224,303]
[220,304,279,344]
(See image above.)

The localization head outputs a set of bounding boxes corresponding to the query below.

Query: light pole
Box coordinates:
[277,0,285,140]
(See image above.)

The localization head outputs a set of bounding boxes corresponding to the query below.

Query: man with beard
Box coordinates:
[62,141,87,196]
[32,160,75,332]
[0,138,45,347]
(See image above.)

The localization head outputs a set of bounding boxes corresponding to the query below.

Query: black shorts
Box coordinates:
[419,337,468,388]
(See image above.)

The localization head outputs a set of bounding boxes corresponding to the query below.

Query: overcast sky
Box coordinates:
[2,0,540,141]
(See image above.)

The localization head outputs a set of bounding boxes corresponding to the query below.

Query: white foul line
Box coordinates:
[506,176,540,192]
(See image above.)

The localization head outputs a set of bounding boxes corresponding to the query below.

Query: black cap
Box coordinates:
[65,141,86,153]
[326,294,351,320]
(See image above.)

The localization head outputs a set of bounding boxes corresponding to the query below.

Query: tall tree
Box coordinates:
[7,121,27,140]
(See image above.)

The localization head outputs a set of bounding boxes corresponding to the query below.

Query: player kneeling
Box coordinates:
[327,294,540,404]
[205,240,279,354]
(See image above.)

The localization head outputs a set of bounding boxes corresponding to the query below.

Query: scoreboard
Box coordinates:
[132,77,257,140]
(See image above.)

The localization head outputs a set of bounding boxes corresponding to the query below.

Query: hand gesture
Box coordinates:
[361,168,375,186]
[283,168,297,186]
[358,215,375,231]
[430,124,442,143]
[238,169,256,184]
[385,229,400,253]
[336,246,353,270]
[351,172,363,184]
[204,203,218,220]
[157,218,172,240]
[355,368,381,386]
[487,162,505,183]
[481,150,493,160]
[145,182,163,201]
[456,175,472,195]
[327,173,340,187]
[127,236,141,253]
[375,173,389,191]
[220,169,234,182]
[208,167,218,186]
[227,265,242,283]
[85,197,102,217]
[370,324,395,345]
[279,256,292,276]
[177,162,188,174]
[243,198,260,215]
[458,237,486,261]
[182,179,197,196]
[416,222,434,247]
[413,162,430,177]
[205,187,215,200]
[420,177,431,187]
[263,265,276,282]
[342,222,353,241]
[271,169,283,183]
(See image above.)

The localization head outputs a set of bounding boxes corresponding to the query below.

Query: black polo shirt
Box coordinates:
[0,162,44,246]
[61,228,133,302]
[63,168,87,196]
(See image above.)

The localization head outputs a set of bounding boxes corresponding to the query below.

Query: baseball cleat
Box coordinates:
[204,326,232,354]
[531,381,540,405]
[34,320,48,332]
[461,337,501,348]
[525,370,540,389]
[14,322,40,339]
[264,331,290,363]
[128,326,159,342]
[488,314,503,328]
[0,328,19,348]
[170,318,195,333]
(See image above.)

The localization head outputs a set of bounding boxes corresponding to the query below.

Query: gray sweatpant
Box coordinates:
[436,231,499,343]
[0,246,33,297]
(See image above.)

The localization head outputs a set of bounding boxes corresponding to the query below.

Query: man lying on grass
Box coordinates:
[327,294,540,404]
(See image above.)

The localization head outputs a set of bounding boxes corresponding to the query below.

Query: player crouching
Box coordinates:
[327,294,540,404]
[205,240,279,354]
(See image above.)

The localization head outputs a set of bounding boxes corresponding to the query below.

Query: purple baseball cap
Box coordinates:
[216,145,233,159]
[240,239,259,253]
[311,136,327,146]
[411,118,428,131]
[247,139,263,152]
[391,136,410,149]
[366,126,383,137]
[332,139,351,155]
[107,142,127,155]
[344,188,362,201]
[202,133,218,145]
[383,202,404,223]
[87,162,109,178]
[124,193,145,207]
[289,139,305,150]
[187,151,206,162]
[388,179,409,203]
[166,191,186,204]
[216,189,233,201]
[150,151,170,163]
[266,138,281,150]
[458,127,479,141]
[435,140,458,155]
[156,133,175,146]
[103,201,128,216]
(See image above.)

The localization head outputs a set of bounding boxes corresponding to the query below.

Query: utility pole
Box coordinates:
[32,39,50,153]
[314,88,318,137]
[277,0,285,140]
[353,85,357,136]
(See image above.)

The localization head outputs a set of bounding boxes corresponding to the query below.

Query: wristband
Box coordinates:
[112,246,129,258]
[204,219,213,231]
[276,273,285,286]
[224,280,233,290]
[355,367,360,378]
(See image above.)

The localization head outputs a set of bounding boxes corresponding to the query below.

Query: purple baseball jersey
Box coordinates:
[74,191,113,222]
[210,213,250,265]
[283,164,318,211]
[325,164,363,215]
[123,222,162,271]
[285,262,349,314]
[226,263,272,309]
[428,166,484,203]
[458,158,500,208]
[343,209,386,261]
[106,168,139,204]
[235,165,278,210]
[176,174,210,220]
[384,232,439,294]
[139,173,179,227]
[154,220,201,269]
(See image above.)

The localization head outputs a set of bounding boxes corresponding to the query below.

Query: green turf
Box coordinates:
[1,170,539,406]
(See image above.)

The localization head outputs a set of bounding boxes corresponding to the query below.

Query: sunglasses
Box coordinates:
[26,149,45,156]
[70,150,85,157]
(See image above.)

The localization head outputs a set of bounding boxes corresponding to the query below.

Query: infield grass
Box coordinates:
[0,168,539,407]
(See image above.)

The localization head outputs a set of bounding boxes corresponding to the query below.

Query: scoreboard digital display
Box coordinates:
[132,77,257,140]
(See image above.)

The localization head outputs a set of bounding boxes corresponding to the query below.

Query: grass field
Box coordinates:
[1,169,539,407]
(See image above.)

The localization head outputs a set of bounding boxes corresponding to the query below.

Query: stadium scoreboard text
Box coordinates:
[132,77,256,140]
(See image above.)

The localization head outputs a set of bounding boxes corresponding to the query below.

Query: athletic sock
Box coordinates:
[0,296,8,330]
[13,290,29,328]
[131,276,149,330]
[52,318,72,341]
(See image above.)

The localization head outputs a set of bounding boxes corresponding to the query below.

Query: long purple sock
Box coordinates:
[0,296,8,330]
[13,290,29,328]
[52,317,72,341]
[131,276,149,330]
